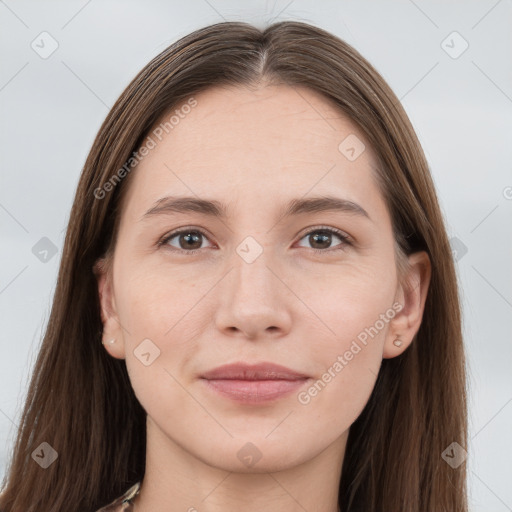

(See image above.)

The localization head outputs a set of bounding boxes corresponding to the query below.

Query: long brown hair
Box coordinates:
[0,20,468,512]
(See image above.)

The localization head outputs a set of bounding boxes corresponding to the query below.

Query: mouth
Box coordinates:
[199,362,311,404]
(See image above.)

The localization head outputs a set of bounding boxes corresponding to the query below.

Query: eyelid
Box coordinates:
[296,225,353,246]
[157,226,216,251]
[157,224,353,254]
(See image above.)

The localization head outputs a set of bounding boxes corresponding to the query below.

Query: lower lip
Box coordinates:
[201,378,309,404]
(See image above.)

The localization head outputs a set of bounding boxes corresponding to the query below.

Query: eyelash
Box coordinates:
[157,225,352,256]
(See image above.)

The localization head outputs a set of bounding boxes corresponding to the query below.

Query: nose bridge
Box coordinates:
[214,237,292,338]
[234,240,273,294]
[230,236,279,306]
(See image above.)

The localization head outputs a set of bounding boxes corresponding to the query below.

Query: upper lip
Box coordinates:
[200,362,309,381]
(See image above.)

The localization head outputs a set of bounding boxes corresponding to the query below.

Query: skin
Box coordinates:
[95,83,431,512]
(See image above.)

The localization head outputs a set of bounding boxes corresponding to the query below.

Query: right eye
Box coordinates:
[158,228,214,255]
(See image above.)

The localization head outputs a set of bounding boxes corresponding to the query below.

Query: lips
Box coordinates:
[200,362,309,380]
[200,362,310,404]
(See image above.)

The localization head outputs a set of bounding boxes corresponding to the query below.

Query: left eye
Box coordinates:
[296,228,350,251]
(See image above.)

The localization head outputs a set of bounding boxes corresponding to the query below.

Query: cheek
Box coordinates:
[295,256,397,343]
[115,264,200,339]
[118,276,202,420]
[295,351,379,442]
[295,284,390,429]
[293,260,396,411]
[116,261,212,366]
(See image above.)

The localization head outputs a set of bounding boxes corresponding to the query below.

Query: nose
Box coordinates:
[214,249,293,341]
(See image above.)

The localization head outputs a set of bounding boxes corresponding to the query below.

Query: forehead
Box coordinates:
[120,84,387,223]
[150,83,373,163]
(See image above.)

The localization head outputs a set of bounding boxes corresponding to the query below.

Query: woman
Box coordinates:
[0,20,468,512]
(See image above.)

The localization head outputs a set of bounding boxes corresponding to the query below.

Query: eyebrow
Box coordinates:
[140,195,371,222]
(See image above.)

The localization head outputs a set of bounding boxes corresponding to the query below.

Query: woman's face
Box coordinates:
[97,84,427,473]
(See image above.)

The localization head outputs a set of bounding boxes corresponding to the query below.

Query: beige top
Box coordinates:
[95,482,141,511]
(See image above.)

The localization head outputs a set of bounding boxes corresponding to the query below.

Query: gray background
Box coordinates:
[1,0,511,510]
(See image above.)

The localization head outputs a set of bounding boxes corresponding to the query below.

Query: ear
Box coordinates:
[93,257,126,359]
[383,250,431,359]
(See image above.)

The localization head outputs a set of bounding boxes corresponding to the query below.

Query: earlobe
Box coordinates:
[383,250,431,359]
[392,337,403,348]
[382,335,409,359]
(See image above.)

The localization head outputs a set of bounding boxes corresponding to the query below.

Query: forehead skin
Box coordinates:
[117,83,392,256]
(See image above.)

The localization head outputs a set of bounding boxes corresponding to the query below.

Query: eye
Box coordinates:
[158,228,213,254]
[157,225,352,256]
[296,226,351,252]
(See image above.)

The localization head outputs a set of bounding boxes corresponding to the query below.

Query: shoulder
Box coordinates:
[94,482,141,512]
